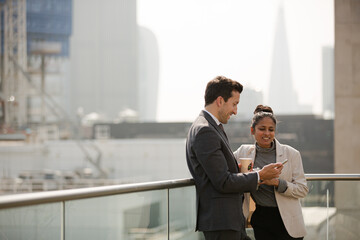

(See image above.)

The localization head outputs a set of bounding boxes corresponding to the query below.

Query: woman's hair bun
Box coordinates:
[253,105,273,114]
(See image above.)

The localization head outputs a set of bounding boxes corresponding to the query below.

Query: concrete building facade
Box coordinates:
[334,0,360,173]
[334,1,360,238]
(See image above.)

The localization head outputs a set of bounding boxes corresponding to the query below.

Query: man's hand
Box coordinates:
[258,162,283,181]
[260,178,280,186]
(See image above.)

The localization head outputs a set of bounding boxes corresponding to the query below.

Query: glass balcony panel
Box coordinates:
[302,180,360,240]
[65,190,168,240]
[0,177,359,240]
[169,186,203,240]
[0,202,61,240]
[301,180,333,240]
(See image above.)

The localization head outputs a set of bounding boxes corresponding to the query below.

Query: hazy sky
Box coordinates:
[137,0,334,122]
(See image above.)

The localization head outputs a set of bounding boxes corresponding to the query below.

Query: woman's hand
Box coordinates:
[238,162,254,173]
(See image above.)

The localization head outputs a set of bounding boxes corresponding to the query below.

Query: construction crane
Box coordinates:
[0,0,27,130]
[0,0,108,178]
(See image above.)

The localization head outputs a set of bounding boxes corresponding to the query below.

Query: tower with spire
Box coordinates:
[268,5,299,114]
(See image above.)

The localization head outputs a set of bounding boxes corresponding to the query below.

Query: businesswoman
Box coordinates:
[234,105,308,240]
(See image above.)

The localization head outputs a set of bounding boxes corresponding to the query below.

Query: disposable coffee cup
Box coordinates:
[239,158,253,173]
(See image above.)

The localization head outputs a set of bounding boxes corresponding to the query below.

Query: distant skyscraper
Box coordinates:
[234,87,263,121]
[138,26,159,122]
[268,6,299,114]
[322,46,334,119]
[69,0,138,121]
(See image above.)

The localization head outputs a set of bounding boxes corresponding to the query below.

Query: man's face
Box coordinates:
[218,90,240,124]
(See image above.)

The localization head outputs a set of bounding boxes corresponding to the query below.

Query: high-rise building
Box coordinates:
[268,6,299,114]
[268,6,312,115]
[69,0,138,121]
[322,46,334,119]
[68,0,159,123]
[138,26,159,122]
[234,87,263,121]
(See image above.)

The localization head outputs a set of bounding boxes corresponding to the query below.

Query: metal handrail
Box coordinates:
[0,178,194,209]
[0,174,360,210]
[305,173,360,181]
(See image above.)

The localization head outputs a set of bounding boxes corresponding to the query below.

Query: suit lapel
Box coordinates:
[201,111,235,159]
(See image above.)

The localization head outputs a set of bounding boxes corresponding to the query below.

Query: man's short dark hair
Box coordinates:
[204,76,243,106]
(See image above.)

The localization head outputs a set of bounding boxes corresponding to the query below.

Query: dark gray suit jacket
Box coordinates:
[186,110,258,233]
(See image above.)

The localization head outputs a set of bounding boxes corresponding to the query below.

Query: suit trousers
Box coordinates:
[250,205,304,240]
[203,230,251,240]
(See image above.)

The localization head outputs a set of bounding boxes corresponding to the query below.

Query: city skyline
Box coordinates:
[51,0,334,124]
[0,0,335,131]
[137,0,334,122]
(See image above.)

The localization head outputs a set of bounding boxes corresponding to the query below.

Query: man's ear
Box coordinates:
[215,96,223,107]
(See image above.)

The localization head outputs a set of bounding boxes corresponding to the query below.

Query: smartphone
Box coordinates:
[275,159,288,169]
[281,159,288,165]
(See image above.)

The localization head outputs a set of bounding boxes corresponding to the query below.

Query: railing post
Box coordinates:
[326,189,329,240]
[167,188,170,240]
[61,201,65,240]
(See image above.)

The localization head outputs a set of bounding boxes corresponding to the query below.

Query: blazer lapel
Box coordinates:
[275,139,285,163]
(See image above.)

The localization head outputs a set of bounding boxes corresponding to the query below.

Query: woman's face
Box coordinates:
[251,117,276,148]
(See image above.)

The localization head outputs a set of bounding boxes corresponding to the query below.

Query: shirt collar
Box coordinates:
[203,109,221,126]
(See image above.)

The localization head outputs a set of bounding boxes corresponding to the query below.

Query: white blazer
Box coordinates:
[233,139,309,238]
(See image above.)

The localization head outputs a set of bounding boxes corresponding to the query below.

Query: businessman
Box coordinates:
[186,76,283,240]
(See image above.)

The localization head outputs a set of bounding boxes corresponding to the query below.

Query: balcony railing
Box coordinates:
[0,174,359,240]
